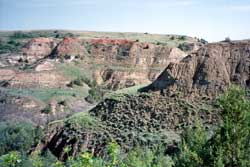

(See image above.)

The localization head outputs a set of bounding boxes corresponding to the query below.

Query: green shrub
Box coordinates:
[85,86,106,103]
[0,40,21,54]
[1,143,173,167]
[179,36,186,40]
[198,38,208,44]
[0,122,43,155]
[170,36,175,40]
[124,147,174,167]
[174,121,208,167]
[11,31,34,39]
[41,105,52,114]
[0,151,22,167]
[174,86,250,167]
[223,37,231,42]
[68,76,94,88]
[210,86,250,166]
[177,43,190,52]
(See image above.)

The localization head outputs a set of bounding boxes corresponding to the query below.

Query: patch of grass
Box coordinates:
[65,112,102,130]
[76,31,198,47]
[105,84,148,100]
[57,63,93,80]
[5,87,89,104]
[57,63,84,79]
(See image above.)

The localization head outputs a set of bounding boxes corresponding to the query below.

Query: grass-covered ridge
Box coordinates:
[0,30,201,46]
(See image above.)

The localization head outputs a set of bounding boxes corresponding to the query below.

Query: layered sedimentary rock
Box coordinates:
[141,41,250,97]
[22,37,57,63]
[38,40,250,160]
[52,37,88,58]
[88,39,186,89]
[0,68,68,88]
[18,37,190,89]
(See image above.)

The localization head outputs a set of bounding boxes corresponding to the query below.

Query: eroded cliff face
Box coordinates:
[0,35,200,125]
[141,41,250,97]
[10,37,191,89]
[22,37,57,63]
[0,68,68,88]
[87,39,187,89]
[5,37,191,89]
[52,37,88,58]
[38,40,250,160]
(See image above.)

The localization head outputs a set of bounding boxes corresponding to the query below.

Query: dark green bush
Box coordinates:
[174,121,208,167]
[224,37,231,42]
[0,122,43,155]
[177,43,190,52]
[210,86,250,166]
[69,76,94,87]
[0,41,21,54]
[198,38,208,44]
[11,31,34,39]
[174,86,250,167]
[41,105,52,114]
[85,86,105,103]
[179,36,186,40]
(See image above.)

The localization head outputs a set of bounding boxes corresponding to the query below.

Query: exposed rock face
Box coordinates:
[0,89,45,124]
[9,37,195,89]
[35,60,55,72]
[22,38,57,63]
[52,37,87,58]
[37,40,250,160]
[141,41,250,97]
[0,69,68,88]
[89,39,186,89]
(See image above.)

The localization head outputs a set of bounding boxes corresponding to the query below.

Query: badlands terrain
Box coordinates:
[0,30,204,125]
[0,30,249,166]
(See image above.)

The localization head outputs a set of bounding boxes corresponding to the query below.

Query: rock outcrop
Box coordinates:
[52,37,88,58]
[141,41,250,97]
[22,37,57,63]
[89,39,186,89]
[20,37,179,90]
[0,69,68,88]
[37,40,250,160]
[19,37,189,89]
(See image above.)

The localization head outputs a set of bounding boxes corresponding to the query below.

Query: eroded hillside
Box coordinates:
[0,30,202,125]
[37,40,250,160]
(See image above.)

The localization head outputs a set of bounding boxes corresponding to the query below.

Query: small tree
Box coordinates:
[224,37,231,42]
[0,151,22,167]
[211,86,250,166]
[174,121,208,167]
[175,86,250,167]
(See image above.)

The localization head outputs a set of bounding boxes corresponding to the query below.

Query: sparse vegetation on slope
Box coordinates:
[1,87,249,167]
[4,87,89,104]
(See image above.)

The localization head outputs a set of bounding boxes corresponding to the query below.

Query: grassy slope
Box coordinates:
[0,30,199,47]
[4,86,89,104]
